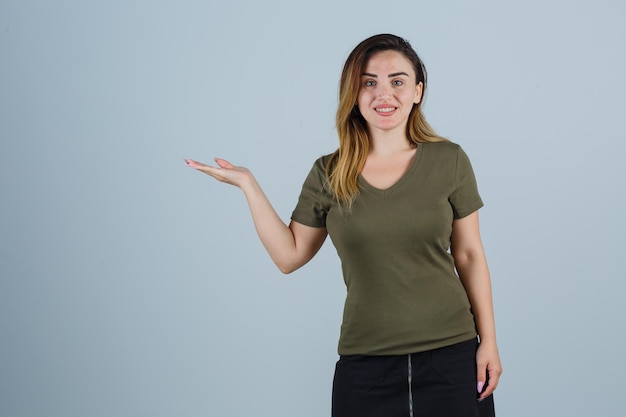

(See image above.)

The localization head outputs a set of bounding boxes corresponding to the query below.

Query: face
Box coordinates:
[357,50,423,135]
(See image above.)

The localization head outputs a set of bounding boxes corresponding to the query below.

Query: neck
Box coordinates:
[368,128,413,156]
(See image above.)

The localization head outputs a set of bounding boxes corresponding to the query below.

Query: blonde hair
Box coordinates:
[327,34,445,207]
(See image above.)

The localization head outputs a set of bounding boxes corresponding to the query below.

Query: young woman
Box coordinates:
[186,33,502,417]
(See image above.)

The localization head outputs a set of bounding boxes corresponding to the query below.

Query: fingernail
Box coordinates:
[477,382,484,393]
[184,159,190,165]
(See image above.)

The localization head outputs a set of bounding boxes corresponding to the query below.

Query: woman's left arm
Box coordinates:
[451,211,503,400]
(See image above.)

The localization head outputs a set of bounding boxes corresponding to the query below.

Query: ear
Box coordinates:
[414,82,423,104]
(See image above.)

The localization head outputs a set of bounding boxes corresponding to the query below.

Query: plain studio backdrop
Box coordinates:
[1,0,624,416]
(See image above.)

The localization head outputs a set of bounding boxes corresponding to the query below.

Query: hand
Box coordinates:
[476,342,502,401]
[184,158,253,188]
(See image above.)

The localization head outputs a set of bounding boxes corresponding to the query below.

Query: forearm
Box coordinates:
[450,213,502,394]
[240,176,315,273]
[456,254,497,345]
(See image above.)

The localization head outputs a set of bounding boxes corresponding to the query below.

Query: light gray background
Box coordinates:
[1,0,624,416]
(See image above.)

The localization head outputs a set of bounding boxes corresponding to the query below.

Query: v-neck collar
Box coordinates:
[358,143,423,196]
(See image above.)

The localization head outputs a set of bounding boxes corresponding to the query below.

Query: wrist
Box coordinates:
[240,174,261,195]
[477,335,498,347]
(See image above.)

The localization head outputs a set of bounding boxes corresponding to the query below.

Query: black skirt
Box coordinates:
[332,338,496,417]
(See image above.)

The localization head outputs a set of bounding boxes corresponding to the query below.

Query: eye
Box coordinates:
[364,79,376,87]
[392,79,404,86]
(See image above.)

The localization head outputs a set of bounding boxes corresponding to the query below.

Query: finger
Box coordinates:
[184,159,224,178]
[184,159,210,169]
[195,165,224,179]
[479,378,497,399]
[214,158,234,169]
[185,159,222,175]
[476,362,487,396]
[478,367,501,400]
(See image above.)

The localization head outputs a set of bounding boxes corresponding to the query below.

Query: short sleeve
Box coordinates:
[449,146,484,219]
[290,156,331,228]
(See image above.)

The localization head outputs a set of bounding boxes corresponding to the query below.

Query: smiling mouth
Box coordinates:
[375,107,396,114]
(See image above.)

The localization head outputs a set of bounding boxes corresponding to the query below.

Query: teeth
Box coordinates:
[376,107,395,112]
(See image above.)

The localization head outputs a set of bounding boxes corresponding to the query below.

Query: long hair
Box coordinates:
[327,34,445,207]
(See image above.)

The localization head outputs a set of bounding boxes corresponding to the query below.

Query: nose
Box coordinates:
[377,84,391,98]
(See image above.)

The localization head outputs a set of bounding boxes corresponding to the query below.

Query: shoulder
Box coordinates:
[420,140,466,165]
[300,152,335,188]
[309,152,336,175]
[313,152,335,166]
[421,140,462,156]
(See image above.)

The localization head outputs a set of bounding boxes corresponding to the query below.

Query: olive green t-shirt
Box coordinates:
[291,141,483,355]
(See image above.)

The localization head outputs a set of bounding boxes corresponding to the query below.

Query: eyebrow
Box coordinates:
[361,72,410,78]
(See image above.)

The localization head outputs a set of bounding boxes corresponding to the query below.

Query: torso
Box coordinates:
[290,141,483,355]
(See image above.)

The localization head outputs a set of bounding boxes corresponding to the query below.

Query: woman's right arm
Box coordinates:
[185,158,328,273]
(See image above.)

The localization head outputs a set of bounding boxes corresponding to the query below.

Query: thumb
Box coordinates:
[214,158,234,169]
